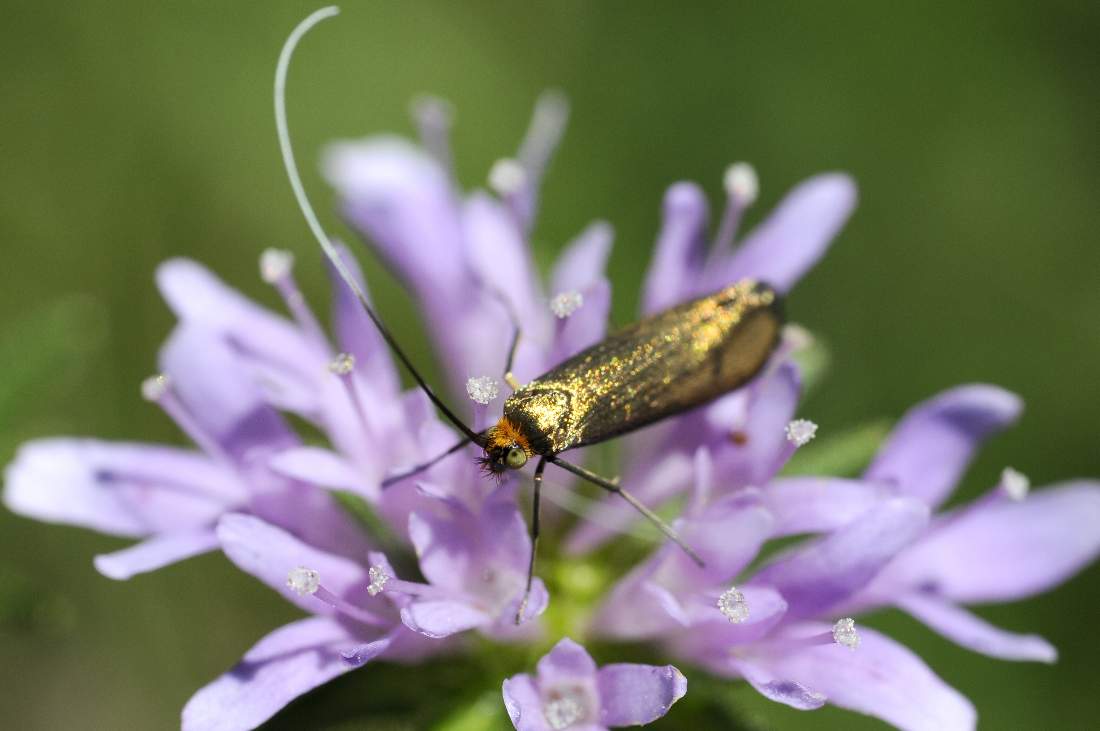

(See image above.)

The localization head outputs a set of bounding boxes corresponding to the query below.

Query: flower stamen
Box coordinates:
[717,585,750,623]
[141,373,232,464]
[286,567,388,626]
[260,247,329,354]
[466,376,501,405]
[785,419,818,447]
[999,466,1030,501]
[550,290,584,319]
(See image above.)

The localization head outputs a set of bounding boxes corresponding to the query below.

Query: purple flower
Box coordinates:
[502,638,686,730]
[182,513,438,731]
[377,481,550,639]
[841,385,1100,663]
[2,309,368,579]
[593,383,1100,729]
[324,92,612,401]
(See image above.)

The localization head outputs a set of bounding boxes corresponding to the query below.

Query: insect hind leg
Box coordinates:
[546,455,704,567]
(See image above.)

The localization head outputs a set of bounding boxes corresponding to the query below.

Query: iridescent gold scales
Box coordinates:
[497,280,781,456]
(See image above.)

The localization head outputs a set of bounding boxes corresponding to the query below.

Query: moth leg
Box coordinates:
[485,287,523,391]
[516,456,547,624]
[503,324,522,391]
[380,436,477,489]
[546,455,704,567]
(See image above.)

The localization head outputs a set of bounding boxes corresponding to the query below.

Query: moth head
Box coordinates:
[479,418,532,477]
[479,442,529,476]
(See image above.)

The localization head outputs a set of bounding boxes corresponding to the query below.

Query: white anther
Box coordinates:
[488,158,527,196]
[286,566,320,596]
[367,565,390,596]
[466,376,500,405]
[723,162,759,205]
[832,617,860,650]
[717,585,750,623]
[785,419,818,447]
[141,374,171,402]
[544,691,587,730]
[328,352,356,376]
[1000,467,1030,501]
[549,290,584,319]
[260,248,295,283]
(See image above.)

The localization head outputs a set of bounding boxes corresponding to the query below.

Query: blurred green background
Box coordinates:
[2,1,1098,728]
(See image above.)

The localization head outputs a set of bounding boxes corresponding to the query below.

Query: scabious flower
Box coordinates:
[1,307,369,579]
[503,638,686,730]
[6,24,1099,727]
[593,382,1100,729]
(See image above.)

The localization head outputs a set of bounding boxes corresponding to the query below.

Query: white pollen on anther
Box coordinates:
[141,373,171,402]
[832,617,860,650]
[723,162,759,205]
[717,585,750,623]
[1000,466,1030,501]
[488,158,527,196]
[544,692,586,730]
[466,376,500,405]
[260,248,295,283]
[286,566,320,596]
[785,419,818,447]
[550,290,584,319]
[328,352,356,376]
[367,565,390,596]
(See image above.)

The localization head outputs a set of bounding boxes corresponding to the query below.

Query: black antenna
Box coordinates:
[275,6,481,444]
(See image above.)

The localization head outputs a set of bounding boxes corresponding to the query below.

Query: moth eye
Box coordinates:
[505,447,528,470]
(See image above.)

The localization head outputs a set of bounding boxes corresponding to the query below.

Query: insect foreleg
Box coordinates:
[515,456,547,624]
[503,324,522,391]
[379,436,478,489]
[546,456,705,567]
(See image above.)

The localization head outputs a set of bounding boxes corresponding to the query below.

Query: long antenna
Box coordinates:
[275,6,481,443]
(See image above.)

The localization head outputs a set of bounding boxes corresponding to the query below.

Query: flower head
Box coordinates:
[503,638,686,730]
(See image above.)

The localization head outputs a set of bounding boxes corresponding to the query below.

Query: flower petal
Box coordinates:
[751,497,929,618]
[665,586,788,673]
[268,447,366,492]
[462,192,546,335]
[871,481,1100,603]
[3,438,240,537]
[896,593,1056,663]
[551,221,613,294]
[181,617,359,731]
[553,278,611,363]
[736,664,826,711]
[502,674,552,731]
[537,637,598,682]
[400,599,491,638]
[216,514,367,615]
[863,384,1022,508]
[641,182,709,314]
[94,529,219,580]
[711,173,856,294]
[763,477,889,536]
[327,243,400,396]
[736,623,976,731]
[653,488,774,592]
[159,325,296,459]
[324,136,467,304]
[597,663,687,727]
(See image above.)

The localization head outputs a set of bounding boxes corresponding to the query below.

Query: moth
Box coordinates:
[276,7,784,622]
